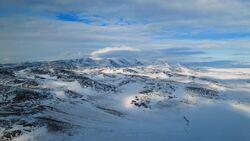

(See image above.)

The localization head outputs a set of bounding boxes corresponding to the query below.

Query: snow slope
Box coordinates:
[0,58,250,141]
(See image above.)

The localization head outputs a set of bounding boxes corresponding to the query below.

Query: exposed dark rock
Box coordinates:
[0,85,14,103]
[0,69,15,78]
[123,68,138,73]
[186,86,218,98]
[142,82,175,94]
[118,79,136,86]
[131,96,150,108]
[1,130,22,141]
[21,80,39,88]
[77,76,117,92]
[10,89,48,103]
[30,67,50,75]
[36,117,75,132]
[64,90,83,99]
[96,106,124,117]
[0,119,19,128]
[183,116,190,126]
[139,89,154,94]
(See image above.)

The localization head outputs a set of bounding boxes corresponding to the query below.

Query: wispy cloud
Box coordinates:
[91,45,140,58]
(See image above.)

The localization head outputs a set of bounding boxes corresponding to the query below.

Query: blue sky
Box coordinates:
[0,0,250,67]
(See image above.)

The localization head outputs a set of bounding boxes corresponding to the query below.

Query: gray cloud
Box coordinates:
[1,0,250,30]
[1,0,250,37]
[0,0,250,64]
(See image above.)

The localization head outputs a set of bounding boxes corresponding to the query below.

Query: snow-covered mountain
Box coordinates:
[0,58,250,141]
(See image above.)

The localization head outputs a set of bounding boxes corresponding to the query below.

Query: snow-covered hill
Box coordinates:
[0,58,250,141]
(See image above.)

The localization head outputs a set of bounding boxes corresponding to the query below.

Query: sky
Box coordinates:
[0,0,250,67]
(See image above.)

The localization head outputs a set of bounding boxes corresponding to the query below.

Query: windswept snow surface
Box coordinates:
[0,58,250,141]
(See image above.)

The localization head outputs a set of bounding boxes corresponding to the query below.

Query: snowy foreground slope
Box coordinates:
[0,58,250,141]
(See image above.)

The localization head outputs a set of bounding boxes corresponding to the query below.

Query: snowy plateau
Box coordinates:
[0,58,250,141]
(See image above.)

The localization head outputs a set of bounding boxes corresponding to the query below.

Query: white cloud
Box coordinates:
[1,0,250,63]
[90,45,140,58]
